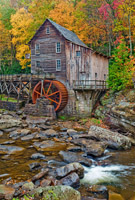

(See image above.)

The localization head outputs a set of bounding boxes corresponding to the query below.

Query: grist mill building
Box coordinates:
[28,18,109,116]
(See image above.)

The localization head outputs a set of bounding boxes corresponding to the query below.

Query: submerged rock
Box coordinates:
[31,153,46,160]
[33,141,66,152]
[109,191,124,200]
[31,185,81,200]
[29,162,41,171]
[0,145,24,154]
[89,126,135,150]
[59,151,92,167]
[56,162,84,179]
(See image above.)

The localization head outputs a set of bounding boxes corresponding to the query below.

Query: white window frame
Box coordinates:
[36,61,40,67]
[56,42,61,53]
[46,27,50,34]
[76,51,81,57]
[56,59,61,71]
[35,43,40,55]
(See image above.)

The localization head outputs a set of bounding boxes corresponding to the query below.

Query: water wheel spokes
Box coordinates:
[32,80,68,112]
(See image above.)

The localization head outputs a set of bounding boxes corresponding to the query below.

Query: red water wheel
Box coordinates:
[32,80,68,112]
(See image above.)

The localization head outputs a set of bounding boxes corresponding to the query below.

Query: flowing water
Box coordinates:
[81,148,135,199]
[0,130,135,199]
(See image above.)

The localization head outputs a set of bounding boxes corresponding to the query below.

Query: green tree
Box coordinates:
[108,39,135,91]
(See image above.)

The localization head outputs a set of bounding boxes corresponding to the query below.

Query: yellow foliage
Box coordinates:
[10,8,34,68]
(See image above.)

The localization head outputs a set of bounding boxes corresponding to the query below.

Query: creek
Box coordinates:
[0,126,135,200]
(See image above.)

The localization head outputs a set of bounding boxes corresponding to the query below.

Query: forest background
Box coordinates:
[0,0,135,91]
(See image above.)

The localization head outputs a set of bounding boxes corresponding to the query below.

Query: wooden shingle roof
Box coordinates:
[29,18,88,48]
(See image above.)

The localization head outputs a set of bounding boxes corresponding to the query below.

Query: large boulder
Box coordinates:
[95,89,135,135]
[88,126,135,150]
[0,114,22,130]
[31,185,81,200]
[56,162,84,179]
[72,138,107,157]
[59,151,92,167]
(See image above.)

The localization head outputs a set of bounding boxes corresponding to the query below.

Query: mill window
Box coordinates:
[35,44,40,54]
[76,51,81,57]
[104,74,106,80]
[46,27,50,34]
[56,42,61,53]
[36,61,40,67]
[95,73,97,79]
[56,59,61,71]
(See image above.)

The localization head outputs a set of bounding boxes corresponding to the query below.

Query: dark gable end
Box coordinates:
[28,18,88,48]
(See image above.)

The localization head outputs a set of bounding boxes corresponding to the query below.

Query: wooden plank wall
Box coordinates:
[65,41,92,87]
[30,21,67,83]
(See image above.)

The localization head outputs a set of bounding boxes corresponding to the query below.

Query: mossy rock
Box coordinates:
[32,186,81,200]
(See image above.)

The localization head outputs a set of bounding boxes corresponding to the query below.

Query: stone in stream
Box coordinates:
[59,151,92,167]
[60,172,80,188]
[40,129,59,138]
[0,131,3,136]
[38,124,51,130]
[33,141,66,151]
[32,169,49,182]
[30,185,81,200]
[31,153,46,160]
[87,185,108,199]
[0,184,15,200]
[29,162,41,171]
[9,128,31,139]
[85,142,107,157]
[0,115,22,130]
[1,140,15,145]
[21,134,35,141]
[67,146,83,152]
[72,137,107,157]
[40,179,51,187]
[22,182,35,191]
[0,145,24,154]
[56,162,84,179]
[89,126,135,150]
[67,129,78,136]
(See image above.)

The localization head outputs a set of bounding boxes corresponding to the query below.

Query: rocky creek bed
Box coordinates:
[0,110,135,200]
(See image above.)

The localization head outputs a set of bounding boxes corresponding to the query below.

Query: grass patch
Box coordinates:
[0,94,18,103]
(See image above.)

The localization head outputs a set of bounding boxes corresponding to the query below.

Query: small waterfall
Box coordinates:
[81,164,131,185]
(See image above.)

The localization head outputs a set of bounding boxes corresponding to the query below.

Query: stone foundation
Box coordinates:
[60,89,104,117]
[0,100,24,111]
[24,97,56,119]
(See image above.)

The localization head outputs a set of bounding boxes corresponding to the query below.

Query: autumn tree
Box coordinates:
[10,7,34,69]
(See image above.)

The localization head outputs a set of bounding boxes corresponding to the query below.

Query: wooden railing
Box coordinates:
[0,73,55,81]
[73,80,107,90]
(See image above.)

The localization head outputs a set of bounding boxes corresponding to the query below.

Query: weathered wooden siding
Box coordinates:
[30,21,67,82]
[91,53,109,81]
[65,41,92,87]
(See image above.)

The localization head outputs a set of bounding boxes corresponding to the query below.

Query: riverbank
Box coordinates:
[0,109,135,200]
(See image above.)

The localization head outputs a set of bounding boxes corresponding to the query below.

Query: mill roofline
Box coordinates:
[28,18,110,58]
